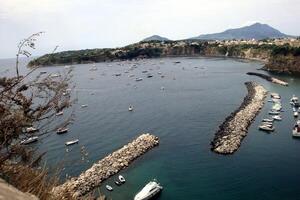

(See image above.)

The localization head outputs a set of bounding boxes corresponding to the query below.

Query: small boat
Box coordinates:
[57,128,68,134]
[65,139,79,146]
[160,86,165,90]
[294,111,299,117]
[142,70,148,73]
[25,127,38,133]
[147,74,153,78]
[81,104,88,108]
[115,180,122,186]
[106,185,113,191]
[56,111,64,116]
[293,107,297,112]
[129,74,135,78]
[262,118,274,122]
[259,125,274,132]
[272,103,282,111]
[50,73,60,78]
[272,115,282,121]
[129,106,134,111]
[40,71,47,74]
[157,72,162,75]
[260,123,273,128]
[174,61,181,64]
[118,175,125,183]
[134,180,163,200]
[135,78,143,82]
[292,123,300,137]
[269,110,280,115]
[21,136,39,145]
[115,73,122,76]
[270,93,281,99]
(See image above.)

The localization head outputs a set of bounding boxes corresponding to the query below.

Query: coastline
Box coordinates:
[211,82,268,154]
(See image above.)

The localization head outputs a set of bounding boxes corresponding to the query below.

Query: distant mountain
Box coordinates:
[142,35,170,42]
[192,23,290,40]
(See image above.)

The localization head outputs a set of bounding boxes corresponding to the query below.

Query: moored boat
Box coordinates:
[129,106,134,111]
[25,127,38,133]
[118,175,125,183]
[136,78,143,81]
[56,111,64,116]
[57,128,68,134]
[259,125,274,132]
[269,110,280,115]
[294,111,299,118]
[272,115,282,121]
[65,139,79,146]
[20,136,39,145]
[134,180,163,200]
[292,122,300,137]
[262,118,274,122]
[106,185,113,191]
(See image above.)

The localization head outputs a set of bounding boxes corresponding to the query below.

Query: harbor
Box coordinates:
[52,134,159,198]
[211,82,268,154]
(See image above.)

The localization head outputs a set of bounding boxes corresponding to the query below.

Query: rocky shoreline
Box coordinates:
[247,72,288,86]
[211,82,267,154]
[52,133,159,198]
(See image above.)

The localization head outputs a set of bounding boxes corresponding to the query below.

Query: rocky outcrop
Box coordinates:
[264,54,300,74]
[247,72,288,86]
[211,82,267,154]
[53,133,159,198]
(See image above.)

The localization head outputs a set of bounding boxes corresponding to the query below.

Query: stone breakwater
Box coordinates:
[53,133,159,198]
[211,82,267,154]
[247,72,288,86]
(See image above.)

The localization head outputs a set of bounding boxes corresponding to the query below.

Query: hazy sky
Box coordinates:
[0,0,299,58]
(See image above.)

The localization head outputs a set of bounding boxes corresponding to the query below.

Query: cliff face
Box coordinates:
[264,54,300,74]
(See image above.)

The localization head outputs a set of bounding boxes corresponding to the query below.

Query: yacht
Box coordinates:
[272,115,282,121]
[135,78,143,82]
[270,93,281,99]
[292,122,300,137]
[269,110,280,115]
[262,118,274,122]
[65,139,79,146]
[56,111,64,116]
[134,180,163,200]
[57,128,68,134]
[21,136,39,145]
[129,106,134,111]
[25,127,38,133]
[259,125,274,132]
[118,175,125,183]
[106,185,113,191]
[294,111,299,118]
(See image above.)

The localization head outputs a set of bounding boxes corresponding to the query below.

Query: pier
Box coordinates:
[53,133,159,198]
[211,82,267,154]
[247,72,288,86]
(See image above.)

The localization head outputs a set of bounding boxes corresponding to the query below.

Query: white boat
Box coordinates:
[259,125,274,132]
[134,180,162,200]
[65,139,79,146]
[269,110,280,115]
[270,93,281,99]
[50,73,60,78]
[25,127,38,133]
[21,136,39,145]
[136,78,143,82]
[292,123,300,137]
[57,128,68,134]
[118,175,125,183]
[56,111,64,116]
[106,185,113,191]
[294,111,299,117]
[81,104,88,108]
[272,115,282,121]
[129,106,134,111]
[262,118,274,122]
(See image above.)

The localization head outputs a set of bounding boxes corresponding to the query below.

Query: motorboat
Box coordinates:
[142,70,148,73]
[56,111,64,116]
[261,122,273,126]
[269,110,280,115]
[270,93,281,99]
[106,185,113,191]
[118,175,125,183]
[129,106,134,111]
[134,180,163,200]
[262,118,274,122]
[114,180,122,186]
[272,115,282,121]
[25,127,38,133]
[259,125,274,132]
[115,73,122,76]
[81,104,88,108]
[40,71,47,74]
[21,136,39,145]
[129,74,135,78]
[292,123,300,137]
[272,103,282,111]
[135,78,143,82]
[57,128,68,134]
[65,139,79,146]
[290,95,300,107]
[147,74,153,78]
[294,111,299,118]
[293,107,297,112]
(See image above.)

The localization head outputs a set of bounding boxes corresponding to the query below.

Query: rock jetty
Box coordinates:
[247,72,288,86]
[53,133,159,198]
[211,82,267,154]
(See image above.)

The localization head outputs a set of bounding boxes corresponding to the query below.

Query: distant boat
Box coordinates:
[269,110,280,115]
[40,71,47,74]
[115,73,122,76]
[262,118,274,122]
[147,74,153,78]
[65,139,79,146]
[174,61,181,64]
[142,70,148,73]
[21,136,39,145]
[89,67,97,71]
[56,111,64,116]
[292,121,300,137]
[160,86,165,90]
[106,185,113,191]
[270,93,281,99]
[81,104,88,108]
[129,74,135,78]
[272,115,282,121]
[135,78,143,82]
[259,125,274,132]
[294,111,299,118]
[115,180,122,186]
[134,180,163,200]
[57,128,68,134]
[129,106,134,111]
[118,175,125,183]
[50,73,60,78]
[25,127,38,133]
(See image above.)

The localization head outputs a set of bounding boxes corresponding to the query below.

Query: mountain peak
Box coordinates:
[192,23,289,40]
[142,35,170,42]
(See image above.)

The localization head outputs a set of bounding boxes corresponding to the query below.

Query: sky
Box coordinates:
[0,0,300,59]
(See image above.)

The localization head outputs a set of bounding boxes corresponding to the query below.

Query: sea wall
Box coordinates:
[211,82,267,154]
[53,133,159,198]
[246,72,288,86]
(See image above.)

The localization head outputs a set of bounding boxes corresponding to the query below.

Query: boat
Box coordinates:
[160,87,165,90]
[134,180,163,200]
[174,61,181,64]
[81,104,88,108]
[40,71,47,74]
[272,103,282,111]
[142,70,148,73]
[115,73,122,76]
[56,111,64,116]
[147,74,153,78]
[50,73,60,78]
[262,118,274,122]
[21,136,39,145]
[57,128,68,134]
[25,127,38,133]
[259,125,274,132]
[292,123,300,137]
[272,115,282,121]
[290,95,300,107]
[135,78,143,82]
[269,110,280,115]
[260,123,273,128]
[65,139,79,146]
[106,185,113,191]
[294,111,299,117]
[129,74,135,78]
[270,93,281,99]
[129,106,134,111]
[118,175,125,183]
[114,180,122,186]
[293,107,297,112]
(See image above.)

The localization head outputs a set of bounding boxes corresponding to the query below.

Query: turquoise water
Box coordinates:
[1,57,300,200]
